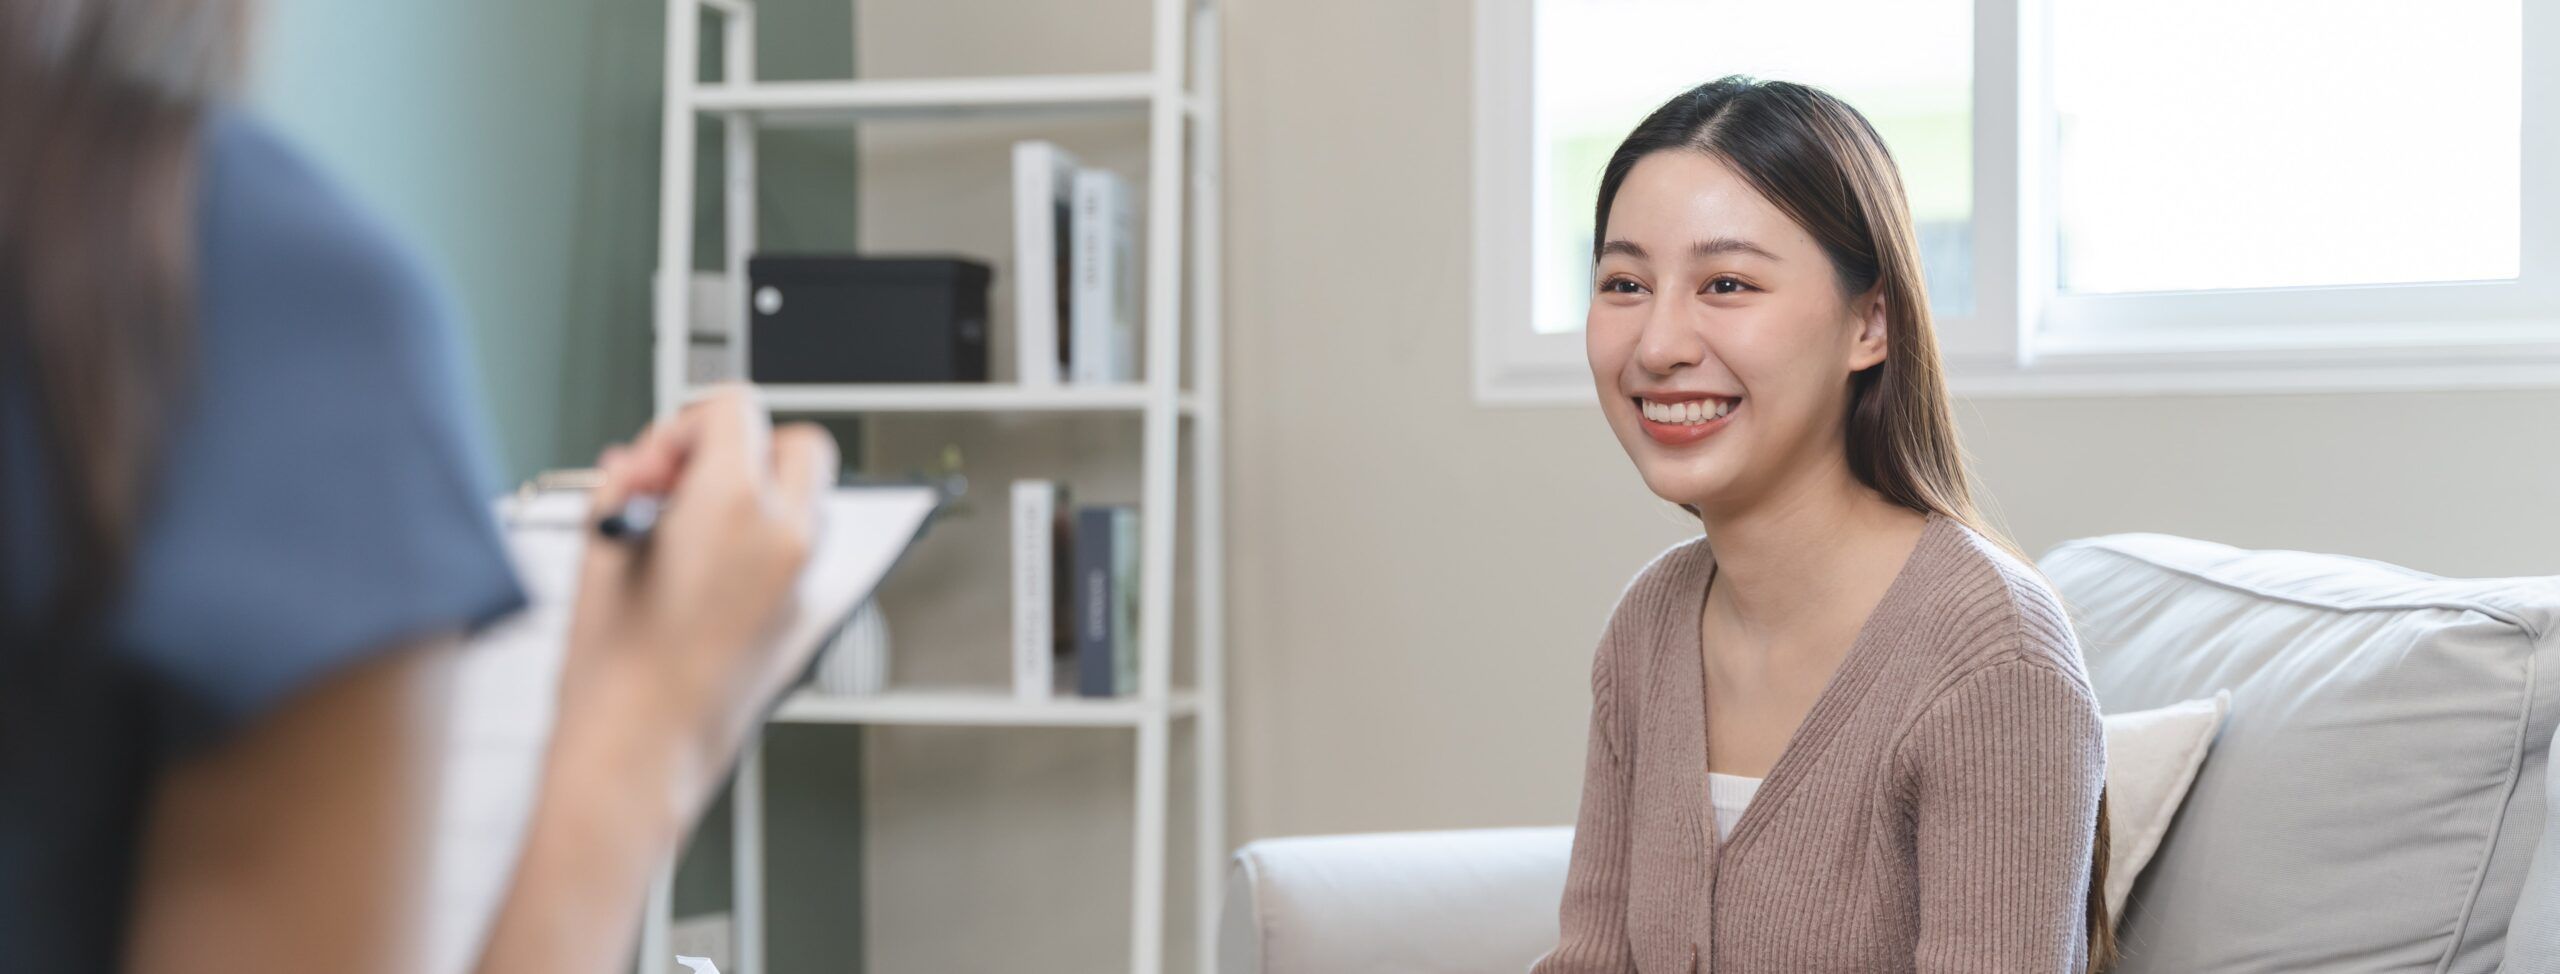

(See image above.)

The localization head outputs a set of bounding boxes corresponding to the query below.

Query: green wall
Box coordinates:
[249,0,863,482]
[247,2,869,970]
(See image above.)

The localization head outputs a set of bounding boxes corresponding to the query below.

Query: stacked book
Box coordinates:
[1011,140,1141,387]
[1010,480,1139,699]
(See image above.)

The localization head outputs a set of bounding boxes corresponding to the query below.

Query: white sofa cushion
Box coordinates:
[2100,691,2229,924]
[1220,827,1572,974]
[2040,533,2560,973]
[2506,721,2560,972]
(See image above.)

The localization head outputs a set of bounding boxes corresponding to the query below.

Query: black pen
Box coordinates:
[596,494,664,541]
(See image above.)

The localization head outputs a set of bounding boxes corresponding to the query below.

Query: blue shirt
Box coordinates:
[0,108,528,971]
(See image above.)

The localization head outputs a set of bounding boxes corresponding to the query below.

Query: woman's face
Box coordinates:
[1585,150,1889,514]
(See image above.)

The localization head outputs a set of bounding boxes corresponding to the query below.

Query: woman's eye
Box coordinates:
[1703,276,1753,295]
[1599,277,1645,295]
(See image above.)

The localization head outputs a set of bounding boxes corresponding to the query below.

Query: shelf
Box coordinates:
[771,687,1200,727]
[747,382,1195,415]
[691,72,1166,125]
[652,3,1225,970]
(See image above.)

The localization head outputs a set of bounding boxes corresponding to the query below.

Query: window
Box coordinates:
[2053,0,2518,295]
[1475,0,2560,402]
[1529,0,1975,336]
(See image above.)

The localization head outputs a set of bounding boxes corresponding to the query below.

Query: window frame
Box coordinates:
[1472,0,2560,403]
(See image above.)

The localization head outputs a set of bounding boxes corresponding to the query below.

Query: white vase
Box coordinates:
[816,599,890,696]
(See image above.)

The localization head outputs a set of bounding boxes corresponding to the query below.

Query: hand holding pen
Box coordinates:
[563,385,839,803]
[476,386,837,965]
[589,384,813,544]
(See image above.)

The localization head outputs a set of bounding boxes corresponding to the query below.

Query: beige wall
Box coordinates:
[848,2,1196,971]
[839,0,2560,970]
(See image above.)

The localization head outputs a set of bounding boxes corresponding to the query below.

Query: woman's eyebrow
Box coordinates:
[1598,239,1649,260]
[1596,238,1782,262]
[1693,237,1782,262]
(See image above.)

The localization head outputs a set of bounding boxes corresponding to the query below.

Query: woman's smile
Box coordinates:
[1635,392,1742,446]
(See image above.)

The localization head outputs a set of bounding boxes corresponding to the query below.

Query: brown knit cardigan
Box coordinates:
[1531,510,2107,973]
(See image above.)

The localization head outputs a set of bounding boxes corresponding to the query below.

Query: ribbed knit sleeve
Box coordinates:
[1530,621,1639,973]
[1897,655,2106,973]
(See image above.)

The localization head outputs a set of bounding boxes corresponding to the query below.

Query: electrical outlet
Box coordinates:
[668,911,735,973]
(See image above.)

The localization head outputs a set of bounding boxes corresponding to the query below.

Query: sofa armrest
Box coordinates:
[1218,826,1574,974]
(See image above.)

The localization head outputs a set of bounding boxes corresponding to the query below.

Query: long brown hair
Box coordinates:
[0,0,250,631]
[1593,75,2118,972]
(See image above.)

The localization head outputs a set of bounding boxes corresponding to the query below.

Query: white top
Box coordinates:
[1708,772,1764,841]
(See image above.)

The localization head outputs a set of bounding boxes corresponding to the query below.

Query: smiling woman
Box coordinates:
[1532,76,2116,974]
[1583,78,1955,524]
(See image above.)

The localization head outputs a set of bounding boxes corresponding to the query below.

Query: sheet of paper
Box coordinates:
[424,486,940,974]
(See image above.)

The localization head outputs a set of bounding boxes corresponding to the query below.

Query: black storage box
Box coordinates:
[747,255,992,383]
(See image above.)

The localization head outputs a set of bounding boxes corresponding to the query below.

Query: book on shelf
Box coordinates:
[1070,168,1140,385]
[1072,505,1140,697]
[1010,480,1074,700]
[1011,141,1079,388]
[1109,505,1137,693]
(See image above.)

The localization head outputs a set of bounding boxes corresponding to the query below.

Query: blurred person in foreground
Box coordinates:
[0,1,839,971]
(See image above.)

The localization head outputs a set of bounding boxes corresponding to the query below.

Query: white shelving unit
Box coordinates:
[771,688,1204,727]
[750,383,1197,415]
[645,2,1224,973]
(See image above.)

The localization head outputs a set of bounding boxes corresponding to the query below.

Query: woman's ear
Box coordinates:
[1847,287,1890,371]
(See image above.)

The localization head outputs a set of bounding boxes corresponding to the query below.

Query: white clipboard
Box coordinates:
[424,482,943,974]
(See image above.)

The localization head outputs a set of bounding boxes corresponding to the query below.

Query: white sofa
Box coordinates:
[1218,827,1575,974]
[1219,532,2560,973]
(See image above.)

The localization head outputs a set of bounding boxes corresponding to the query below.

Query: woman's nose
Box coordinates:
[1633,299,1703,375]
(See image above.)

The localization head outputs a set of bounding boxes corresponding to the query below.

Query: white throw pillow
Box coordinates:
[2100,691,2230,925]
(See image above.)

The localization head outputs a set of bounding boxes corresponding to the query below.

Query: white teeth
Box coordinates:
[1639,397,1737,426]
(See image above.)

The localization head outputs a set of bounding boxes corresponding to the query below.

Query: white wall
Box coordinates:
[846,0,2560,970]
